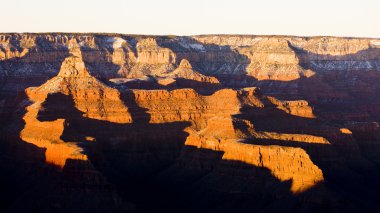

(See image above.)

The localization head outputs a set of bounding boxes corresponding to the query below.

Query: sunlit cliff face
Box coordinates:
[2,34,380,212]
[19,40,325,194]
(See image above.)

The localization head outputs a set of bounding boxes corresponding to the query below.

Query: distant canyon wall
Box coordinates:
[1,34,380,81]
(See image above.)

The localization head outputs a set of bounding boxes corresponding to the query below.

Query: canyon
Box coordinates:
[0,33,380,212]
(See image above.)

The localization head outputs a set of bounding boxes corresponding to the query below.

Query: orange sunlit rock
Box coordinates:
[267,96,316,118]
[20,54,325,189]
[21,97,87,168]
[222,141,323,193]
[340,128,353,134]
[21,45,133,167]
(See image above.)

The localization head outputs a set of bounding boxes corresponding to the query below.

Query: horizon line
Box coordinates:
[0,32,379,40]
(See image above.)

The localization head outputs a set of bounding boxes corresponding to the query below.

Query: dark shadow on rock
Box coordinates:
[108,76,222,96]
[120,90,151,124]
[156,36,263,89]
[0,44,70,129]
[233,99,380,212]
[0,44,71,212]
[79,40,124,83]
[33,92,346,212]
[37,92,191,176]
[164,78,222,95]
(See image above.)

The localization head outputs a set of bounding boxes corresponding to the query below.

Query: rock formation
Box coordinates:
[0,33,380,212]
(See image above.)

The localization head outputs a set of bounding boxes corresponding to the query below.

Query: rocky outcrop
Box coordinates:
[127,38,176,78]
[157,59,220,88]
[237,38,305,81]
[20,48,133,167]
[18,53,326,195]
[136,38,176,64]
[267,96,315,118]
[221,141,324,193]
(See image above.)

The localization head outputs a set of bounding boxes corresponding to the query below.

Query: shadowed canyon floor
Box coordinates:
[1,34,380,212]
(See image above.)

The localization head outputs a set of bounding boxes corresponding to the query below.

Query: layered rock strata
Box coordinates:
[0,33,379,212]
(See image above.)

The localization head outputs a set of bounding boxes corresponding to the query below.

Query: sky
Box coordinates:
[1,0,379,37]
